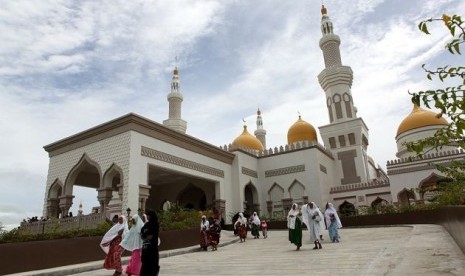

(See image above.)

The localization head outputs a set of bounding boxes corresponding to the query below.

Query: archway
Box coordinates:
[102,164,124,216]
[418,173,447,201]
[177,184,207,210]
[63,154,101,216]
[268,183,284,217]
[244,182,259,215]
[47,179,63,218]
[397,188,416,207]
[339,201,355,217]
[288,179,305,205]
[371,197,389,208]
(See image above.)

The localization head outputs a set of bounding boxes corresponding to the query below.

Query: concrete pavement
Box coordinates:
[8,224,465,276]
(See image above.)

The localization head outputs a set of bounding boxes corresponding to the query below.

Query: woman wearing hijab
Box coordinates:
[251,212,261,239]
[200,215,210,251]
[324,202,342,242]
[140,210,160,276]
[234,212,248,242]
[301,201,323,250]
[120,214,144,276]
[209,218,221,251]
[101,215,129,276]
[287,203,302,250]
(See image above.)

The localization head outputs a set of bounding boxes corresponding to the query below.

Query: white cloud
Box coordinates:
[1,0,464,227]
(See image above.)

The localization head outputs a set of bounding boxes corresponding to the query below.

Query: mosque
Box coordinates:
[41,5,462,223]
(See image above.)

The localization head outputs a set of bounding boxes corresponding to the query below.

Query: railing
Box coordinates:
[19,213,107,235]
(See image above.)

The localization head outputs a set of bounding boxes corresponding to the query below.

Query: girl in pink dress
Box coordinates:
[120,214,144,276]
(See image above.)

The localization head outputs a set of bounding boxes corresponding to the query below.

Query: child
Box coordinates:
[260,219,268,238]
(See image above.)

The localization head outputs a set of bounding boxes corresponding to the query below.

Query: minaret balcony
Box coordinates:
[318,66,353,90]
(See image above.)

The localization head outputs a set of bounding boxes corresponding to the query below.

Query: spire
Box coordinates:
[163,64,187,133]
[254,108,267,148]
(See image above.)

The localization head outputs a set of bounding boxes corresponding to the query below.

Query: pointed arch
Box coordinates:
[397,188,416,207]
[338,200,355,216]
[64,153,102,196]
[418,173,447,200]
[48,178,63,199]
[288,179,305,201]
[371,197,389,208]
[176,183,207,210]
[244,182,259,214]
[268,182,284,199]
[102,163,124,190]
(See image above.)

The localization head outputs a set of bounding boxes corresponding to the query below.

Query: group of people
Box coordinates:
[233,211,268,242]
[287,201,342,251]
[199,215,222,251]
[100,210,160,276]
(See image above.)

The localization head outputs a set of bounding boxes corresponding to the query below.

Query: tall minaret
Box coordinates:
[163,66,187,133]
[254,108,267,149]
[317,5,371,185]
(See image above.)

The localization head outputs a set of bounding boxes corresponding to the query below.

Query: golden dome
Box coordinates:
[287,115,318,144]
[232,126,264,150]
[396,105,448,137]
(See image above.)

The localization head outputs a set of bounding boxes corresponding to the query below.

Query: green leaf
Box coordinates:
[453,43,461,55]
[420,22,430,34]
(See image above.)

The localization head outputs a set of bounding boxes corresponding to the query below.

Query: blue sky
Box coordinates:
[0,0,463,229]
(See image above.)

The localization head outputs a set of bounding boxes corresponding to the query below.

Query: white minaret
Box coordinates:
[163,66,187,133]
[254,108,267,149]
[317,5,371,185]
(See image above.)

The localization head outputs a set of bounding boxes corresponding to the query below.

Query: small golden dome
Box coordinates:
[173,66,179,75]
[396,105,448,137]
[287,116,318,144]
[232,126,264,150]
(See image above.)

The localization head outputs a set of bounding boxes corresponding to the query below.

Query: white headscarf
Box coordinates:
[120,214,144,251]
[301,202,323,227]
[234,212,247,229]
[200,215,210,231]
[100,215,129,254]
[252,212,260,225]
[324,203,342,228]
[287,203,300,229]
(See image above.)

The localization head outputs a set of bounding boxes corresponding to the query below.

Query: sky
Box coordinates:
[1,0,463,230]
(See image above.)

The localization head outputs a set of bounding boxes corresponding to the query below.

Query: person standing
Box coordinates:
[120,214,144,276]
[260,219,268,238]
[209,218,221,251]
[101,215,129,276]
[324,202,342,242]
[234,212,248,242]
[250,212,261,239]
[287,203,302,250]
[200,215,210,251]
[140,210,160,276]
[301,202,323,250]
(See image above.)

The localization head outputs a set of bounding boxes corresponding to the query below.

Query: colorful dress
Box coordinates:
[120,214,144,275]
[209,220,221,250]
[324,203,342,242]
[103,235,124,272]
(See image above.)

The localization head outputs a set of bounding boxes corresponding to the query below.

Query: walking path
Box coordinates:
[8,224,465,276]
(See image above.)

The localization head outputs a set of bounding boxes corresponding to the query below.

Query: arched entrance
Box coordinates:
[177,184,207,210]
[339,201,355,216]
[102,164,124,216]
[268,183,284,217]
[244,182,259,215]
[418,173,447,201]
[145,165,216,212]
[47,179,63,218]
[397,188,416,207]
[63,154,101,216]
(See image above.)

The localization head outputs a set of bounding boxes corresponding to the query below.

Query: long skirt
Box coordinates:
[209,231,220,247]
[103,236,124,272]
[200,230,209,249]
[140,242,159,276]
[328,221,340,242]
[288,217,302,247]
[238,224,247,240]
[125,249,142,275]
[251,224,260,238]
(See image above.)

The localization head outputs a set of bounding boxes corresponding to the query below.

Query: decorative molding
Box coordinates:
[387,164,436,175]
[265,164,305,178]
[330,180,390,194]
[319,164,327,174]
[241,167,258,178]
[141,146,224,178]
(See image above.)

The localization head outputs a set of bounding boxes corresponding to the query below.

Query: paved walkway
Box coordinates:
[9,225,465,276]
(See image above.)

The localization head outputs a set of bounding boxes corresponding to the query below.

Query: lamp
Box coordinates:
[126,207,131,217]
